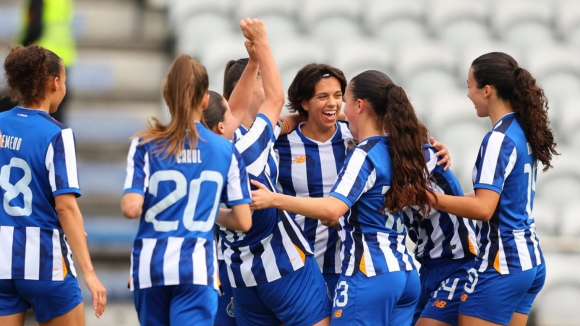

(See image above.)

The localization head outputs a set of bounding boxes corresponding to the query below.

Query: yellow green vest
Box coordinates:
[20,0,77,66]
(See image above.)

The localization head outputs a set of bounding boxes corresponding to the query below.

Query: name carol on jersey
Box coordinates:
[176,149,202,164]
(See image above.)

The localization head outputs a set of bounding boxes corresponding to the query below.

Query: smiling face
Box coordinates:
[467,66,489,118]
[302,77,343,133]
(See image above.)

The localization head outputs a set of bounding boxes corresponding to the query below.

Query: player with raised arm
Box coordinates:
[0,45,106,326]
[121,55,252,326]
[429,52,558,326]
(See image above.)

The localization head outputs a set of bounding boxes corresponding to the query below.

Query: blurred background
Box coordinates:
[0,0,579,325]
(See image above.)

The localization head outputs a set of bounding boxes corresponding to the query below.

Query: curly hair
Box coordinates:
[472,52,558,171]
[349,70,435,215]
[286,63,347,118]
[3,45,62,106]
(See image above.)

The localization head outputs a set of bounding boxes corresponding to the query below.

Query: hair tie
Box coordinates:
[321,73,330,78]
[514,67,522,76]
[386,83,396,93]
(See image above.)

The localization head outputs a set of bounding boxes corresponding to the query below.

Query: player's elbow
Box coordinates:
[122,205,141,219]
[232,206,252,232]
[121,194,143,219]
[323,206,343,223]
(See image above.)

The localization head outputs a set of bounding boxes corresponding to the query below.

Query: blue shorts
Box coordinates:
[413,255,475,326]
[232,255,331,326]
[331,270,420,326]
[459,263,546,325]
[134,284,217,326]
[323,272,340,299]
[0,273,83,322]
[215,259,236,326]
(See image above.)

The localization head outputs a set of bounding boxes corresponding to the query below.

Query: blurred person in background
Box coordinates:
[0,0,76,124]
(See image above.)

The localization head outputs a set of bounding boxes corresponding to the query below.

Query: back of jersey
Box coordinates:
[0,107,79,281]
[124,122,251,290]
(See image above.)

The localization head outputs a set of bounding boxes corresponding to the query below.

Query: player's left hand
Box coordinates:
[430,136,451,171]
[250,179,274,210]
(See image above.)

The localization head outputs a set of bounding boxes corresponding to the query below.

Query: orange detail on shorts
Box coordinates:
[460,294,468,302]
[432,300,447,308]
[493,251,501,273]
[294,244,306,263]
[467,238,477,256]
[359,253,367,276]
[61,256,68,278]
[333,309,343,318]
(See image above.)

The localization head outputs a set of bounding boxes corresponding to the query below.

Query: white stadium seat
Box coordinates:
[328,38,393,81]
[458,42,523,81]
[427,0,492,47]
[168,0,233,34]
[560,202,580,237]
[555,0,580,45]
[535,149,580,207]
[532,197,559,236]
[176,14,235,57]
[235,0,299,38]
[365,0,428,46]
[557,96,580,145]
[197,36,249,92]
[299,0,361,36]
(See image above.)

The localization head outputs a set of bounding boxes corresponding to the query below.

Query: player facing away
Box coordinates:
[251,70,436,326]
[428,52,558,326]
[0,45,106,326]
[404,123,478,326]
[121,55,252,326]
[276,63,353,294]
[218,18,331,326]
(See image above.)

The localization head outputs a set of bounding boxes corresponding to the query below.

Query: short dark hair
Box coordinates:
[204,90,228,130]
[223,58,249,100]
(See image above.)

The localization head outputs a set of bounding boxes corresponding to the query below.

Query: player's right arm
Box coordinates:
[228,38,259,127]
[240,18,284,128]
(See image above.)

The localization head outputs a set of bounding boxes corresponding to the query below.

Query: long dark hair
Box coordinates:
[3,45,62,105]
[286,63,347,117]
[471,52,558,171]
[350,70,434,215]
[136,54,208,158]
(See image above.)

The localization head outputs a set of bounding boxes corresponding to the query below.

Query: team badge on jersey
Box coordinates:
[346,139,356,149]
[226,297,235,317]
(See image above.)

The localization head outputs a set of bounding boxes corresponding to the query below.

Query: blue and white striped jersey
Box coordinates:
[0,107,78,281]
[472,113,543,274]
[330,136,416,277]
[276,121,354,275]
[221,114,313,288]
[124,122,251,291]
[403,145,478,266]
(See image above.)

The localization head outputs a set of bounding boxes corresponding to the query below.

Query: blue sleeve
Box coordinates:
[329,147,375,207]
[234,114,275,177]
[123,138,148,195]
[222,146,252,207]
[49,128,81,197]
[473,132,518,194]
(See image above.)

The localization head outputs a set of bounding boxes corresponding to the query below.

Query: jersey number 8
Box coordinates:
[0,158,33,217]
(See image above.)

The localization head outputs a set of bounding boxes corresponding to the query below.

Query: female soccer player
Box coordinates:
[0,45,106,325]
[275,63,352,293]
[217,18,331,326]
[252,70,435,326]
[121,55,252,326]
[429,52,558,326]
[405,123,478,326]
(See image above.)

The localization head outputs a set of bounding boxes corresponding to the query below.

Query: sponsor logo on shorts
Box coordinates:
[432,300,447,308]
[460,294,468,302]
[333,309,343,318]
[226,297,235,317]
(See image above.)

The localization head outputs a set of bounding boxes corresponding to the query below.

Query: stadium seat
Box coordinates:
[168,0,232,34]
[328,37,393,81]
[558,96,580,145]
[427,91,487,129]
[532,197,559,236]
[299,0,362,41]
[396,41,458,96]
[535,149,580,207]
[197,36,249,92]
[555,0,580,44]
[176,13,235,57]
[560,202,580,237]
[527,45,580,80]
[427,0,492,47]
[534,278,580,325]
[365,0,428,46]
[271,36,328,90]
[235,0,299,38]
[491,0,556,48]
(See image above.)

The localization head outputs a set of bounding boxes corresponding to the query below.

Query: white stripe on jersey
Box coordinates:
[497,228,509,274]
[261,236,282,281]
[45,144,56,192]
[61,129,79,189]
[129,250,134,291]
[24,227,40,280]
[163,237,184,286]
[503,148,517,189]
[478,227,492,272]
[52,229,63,281]
[123,139,138,190]
[226,153,246,202]
[398,234,414,270]
[333,148,368,199]
[278,222,306,271]
[319,143,339,191]
[239,248,257,286]
[143,151,150,190]
[0,227,14,278]
[138,238,156,289]
[235,119,267,153]
[378,232,401,272]
[480,132,504,185]
[529,225,542,264]
[427,211,443,258]
[245,145,271,177]
[514,230,532,270]
[192,238,208,285]
[64,236,76,277]
[362,238,376,276]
